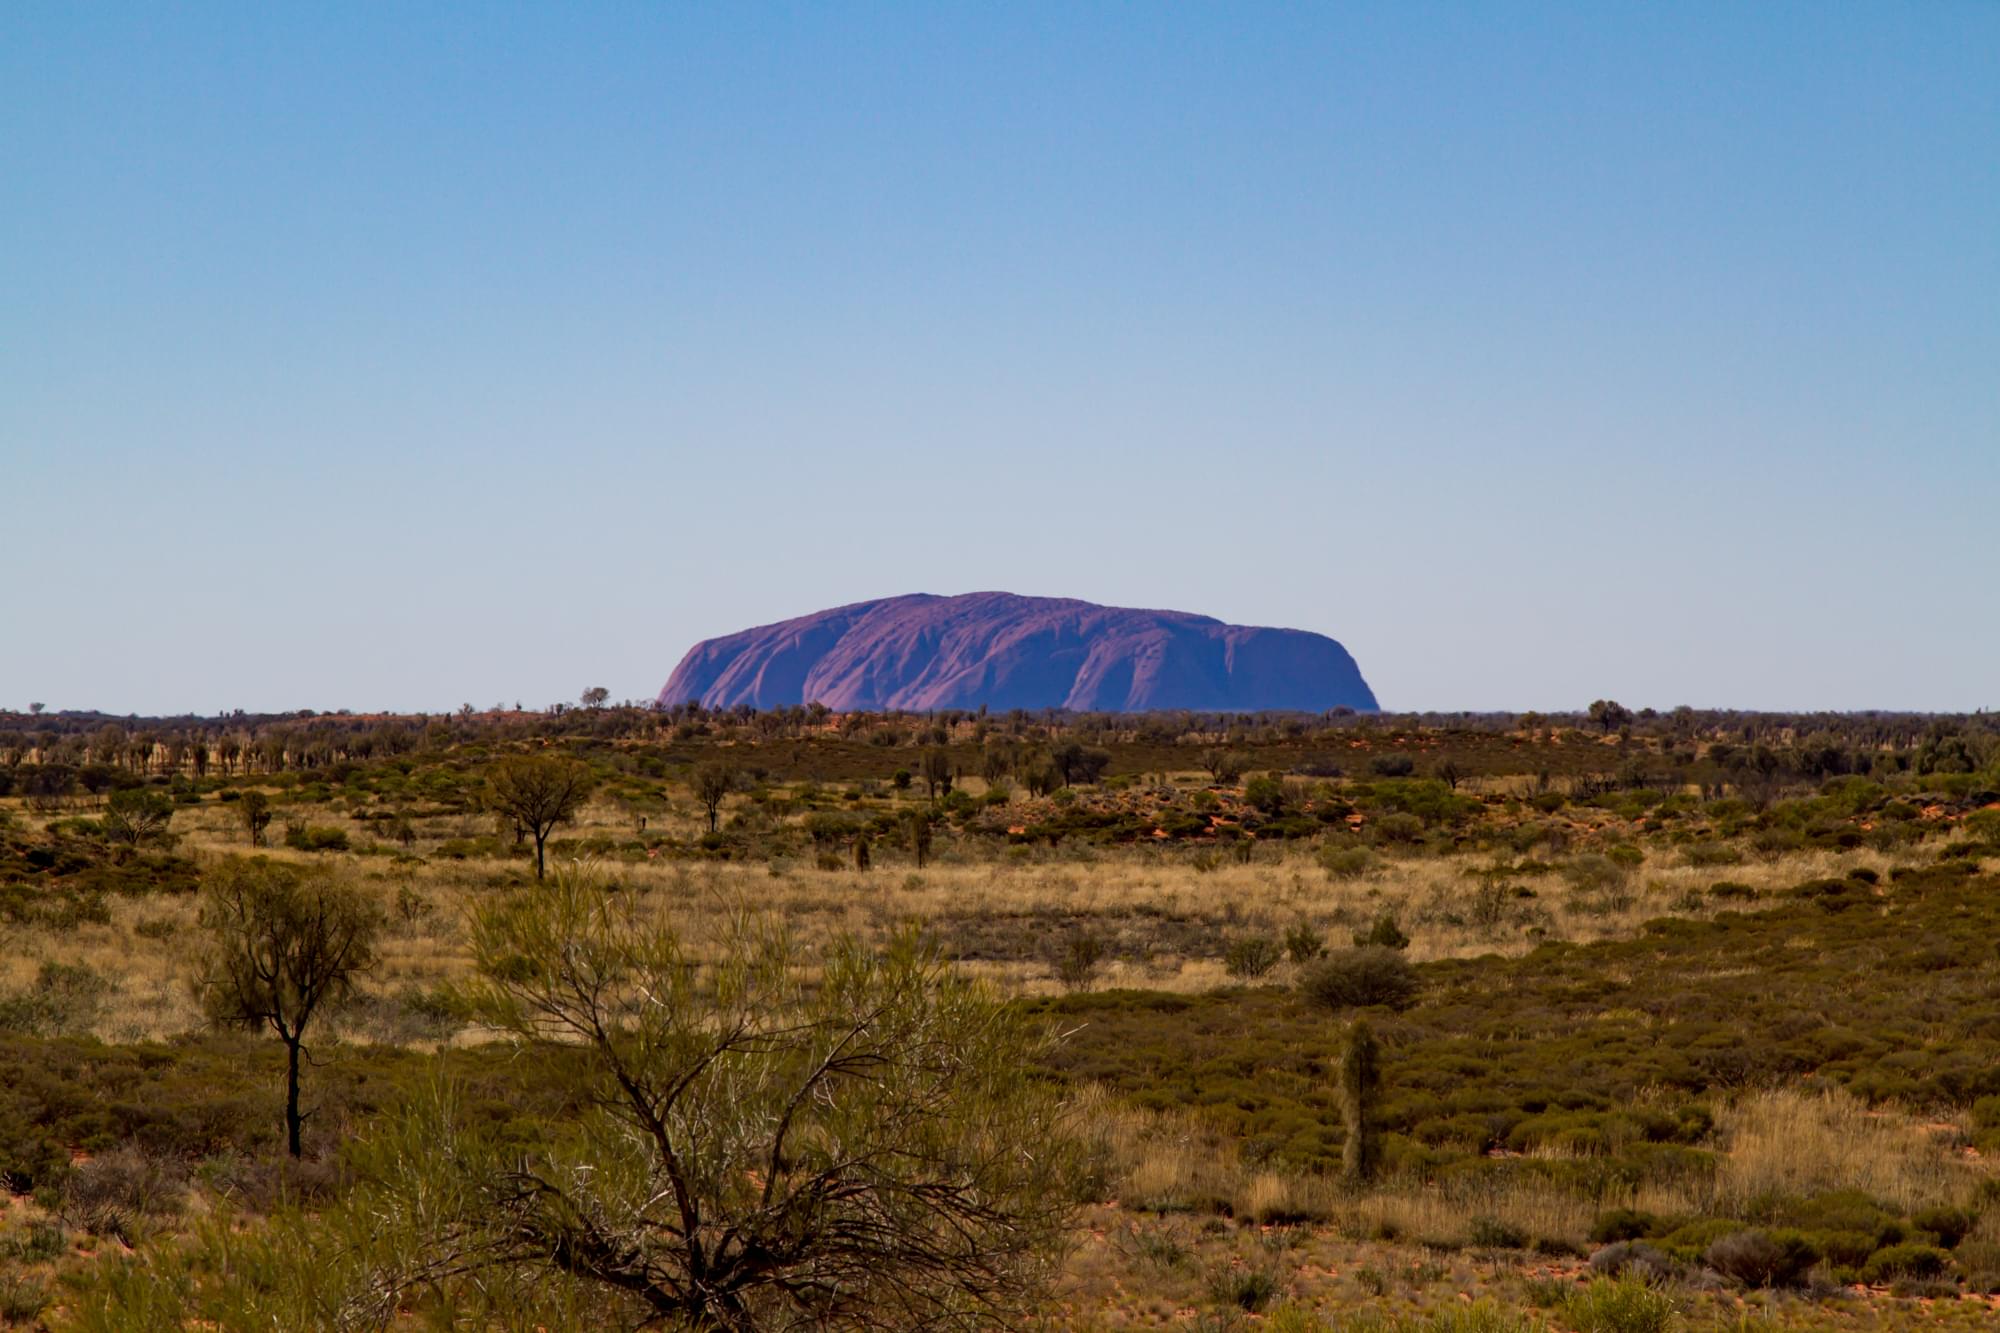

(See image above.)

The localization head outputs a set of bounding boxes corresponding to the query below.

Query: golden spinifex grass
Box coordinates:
[4,719,2000,1328]
[0,779,1938,1044]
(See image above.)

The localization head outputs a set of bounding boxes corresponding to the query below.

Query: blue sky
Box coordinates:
[4,4,1995,714]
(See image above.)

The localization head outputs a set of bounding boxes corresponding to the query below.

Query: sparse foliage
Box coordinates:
[192,858,380,1157]
[693,761,735,834]
[436,870,1082,1328]
[486,754,596,878]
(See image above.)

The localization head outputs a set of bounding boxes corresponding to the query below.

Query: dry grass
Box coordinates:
[1704,1087,1982,1215]
[0,783,1929,1042]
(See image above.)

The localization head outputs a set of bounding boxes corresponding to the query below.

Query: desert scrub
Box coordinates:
[1223,935,1283,979]
[1299,947,1419,1011]
[1561,1275,1677,1333]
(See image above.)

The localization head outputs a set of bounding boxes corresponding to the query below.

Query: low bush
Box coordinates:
[1299,948,1420,1012]
[1703,1228,1818,1288]
[0,961,116,1037]
[1589,1209,1663,1244]
[1913,1205,1977,1247]
[1319,846,1377,880]
[1468,1215,1527,1249]
[1860,1242,1953,1285]
[1588,1242,1676,1284]
[1224,935,1284,979]
[1352,910,1410,950]
[282,823,351,853]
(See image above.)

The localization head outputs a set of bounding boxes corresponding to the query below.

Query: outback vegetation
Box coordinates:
[2,700,2000,1329]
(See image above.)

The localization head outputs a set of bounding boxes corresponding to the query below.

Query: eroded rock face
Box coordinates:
[659,592,1377,713]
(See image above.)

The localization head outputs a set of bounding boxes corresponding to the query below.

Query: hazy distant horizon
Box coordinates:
[6,6,1995,714]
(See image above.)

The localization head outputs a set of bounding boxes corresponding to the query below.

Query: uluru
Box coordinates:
[659,592,1378,714]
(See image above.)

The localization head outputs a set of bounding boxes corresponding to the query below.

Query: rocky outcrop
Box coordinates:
[659,592,1377,713]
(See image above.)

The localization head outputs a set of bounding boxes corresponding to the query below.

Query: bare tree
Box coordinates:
[920,747,954,801]
[486,755,596,878]
[194,859,381,1158]
[580,686,610,709]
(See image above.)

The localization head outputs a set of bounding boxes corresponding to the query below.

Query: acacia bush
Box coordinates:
[1703,1228,1819,1288]
[1224,935,1283,979]
[1299,948,1420,1012]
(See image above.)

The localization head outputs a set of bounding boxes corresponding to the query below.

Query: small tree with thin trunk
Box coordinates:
[486,755,596,879]
[692,761,734,834]
[241,789,272,847]
[194,858,380,1158]
[1339,1019,1381,1182]
[921,747,953,801]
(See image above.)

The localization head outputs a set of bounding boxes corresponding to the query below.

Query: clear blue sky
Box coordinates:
[4,4,1995,715]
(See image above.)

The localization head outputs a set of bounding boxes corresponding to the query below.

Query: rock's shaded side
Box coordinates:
[659,592,1377,713]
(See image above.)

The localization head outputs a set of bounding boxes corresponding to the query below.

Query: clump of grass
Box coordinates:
[1561,1275,1677,1333]
[1206,1264,1279,1311]
[0,1273,51,1325]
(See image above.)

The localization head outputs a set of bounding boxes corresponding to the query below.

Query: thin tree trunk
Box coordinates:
[285,1036,304,1158]
[534,832,546,879]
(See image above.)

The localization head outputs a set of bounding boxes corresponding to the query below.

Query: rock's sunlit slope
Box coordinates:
[659,592,1378,713]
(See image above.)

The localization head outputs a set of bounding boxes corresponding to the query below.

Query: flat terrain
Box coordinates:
[2,705,1998,1328]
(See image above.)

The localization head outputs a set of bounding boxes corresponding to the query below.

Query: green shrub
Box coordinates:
[1589,1209,1663,1244]
[1587,1242,1676,1284]
[1283,920,1327,964]
[1299,948,1419,1012]
[0,961,116,1037]
[1861,1242,1952,1285]
[1372,812,1426,844]
[1319,846,1377,879]
[1468,1215,1528,1249]
[1054,933,1105,991]
[1914,1206,1976,1248]
[282,823,351,853]
[1702,1228,1818,1288]
[1352,910,1410,951]
[1655,1218,1739,1264]
[1224,936,1283,979]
